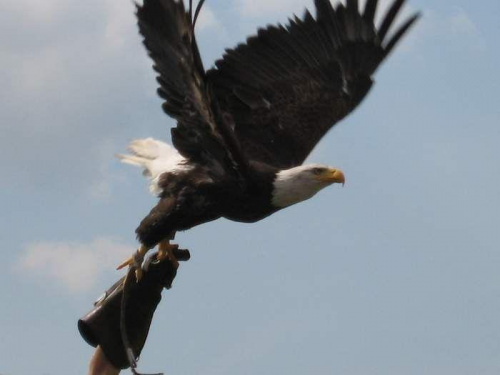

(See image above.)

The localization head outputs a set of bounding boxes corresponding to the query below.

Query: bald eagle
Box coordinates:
[117,0,419,277]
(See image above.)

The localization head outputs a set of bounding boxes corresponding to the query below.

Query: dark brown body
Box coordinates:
[136,162,278,248]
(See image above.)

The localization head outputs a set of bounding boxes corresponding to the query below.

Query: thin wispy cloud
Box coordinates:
[16,237,133,293]
[0,0,146,193]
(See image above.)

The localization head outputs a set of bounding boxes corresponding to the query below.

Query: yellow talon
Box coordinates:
[158,240,179,268]
[116,245,149,282]
[116,241,179,283]
[116,257,133,270]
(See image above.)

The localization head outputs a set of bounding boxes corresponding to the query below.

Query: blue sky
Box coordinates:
[1,0,500,374]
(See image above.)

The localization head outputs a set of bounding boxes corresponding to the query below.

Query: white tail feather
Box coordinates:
[117,138,189,195]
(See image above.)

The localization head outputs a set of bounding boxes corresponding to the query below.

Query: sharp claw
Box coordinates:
[116,257,133,270]
[117,245,149,282]
[157,241,180,268]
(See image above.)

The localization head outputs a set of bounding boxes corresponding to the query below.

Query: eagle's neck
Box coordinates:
[271,166,324,208]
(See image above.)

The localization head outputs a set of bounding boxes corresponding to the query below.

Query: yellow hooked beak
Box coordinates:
[316,168,345,185]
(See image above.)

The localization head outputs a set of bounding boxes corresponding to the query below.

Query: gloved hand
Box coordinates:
[78,249,190,370]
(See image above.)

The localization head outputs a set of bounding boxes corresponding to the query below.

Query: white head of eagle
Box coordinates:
[272,164,345,208]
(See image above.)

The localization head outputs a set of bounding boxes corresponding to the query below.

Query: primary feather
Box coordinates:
[207,0,420,168]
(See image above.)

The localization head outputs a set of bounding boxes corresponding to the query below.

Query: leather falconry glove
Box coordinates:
[78,249,190,370]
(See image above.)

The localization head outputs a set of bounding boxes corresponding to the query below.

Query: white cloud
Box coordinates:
[0,0,147,192]
[2,0,137,100]
[16,237,133,293]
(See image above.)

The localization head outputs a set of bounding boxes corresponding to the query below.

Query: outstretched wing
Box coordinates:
[207,0,420,169]
[137,0,250,179]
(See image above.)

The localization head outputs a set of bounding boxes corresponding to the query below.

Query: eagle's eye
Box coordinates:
[312,167,324,175]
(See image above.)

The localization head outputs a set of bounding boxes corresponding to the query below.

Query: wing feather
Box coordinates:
[207,0,419,169]
[137,0,249,180]
[378,0,406,41]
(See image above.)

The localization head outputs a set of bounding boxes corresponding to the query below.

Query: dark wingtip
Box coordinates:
[378,0,405,42]
[383,12,421,58]
[314,0,335,19]
[134,0,142,16]
[363,0,379,22]
[346,0,359,13]
[193,0,207,29]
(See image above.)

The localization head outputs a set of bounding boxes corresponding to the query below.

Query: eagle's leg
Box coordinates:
[116,244,150,282]
[157,240,179,268]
